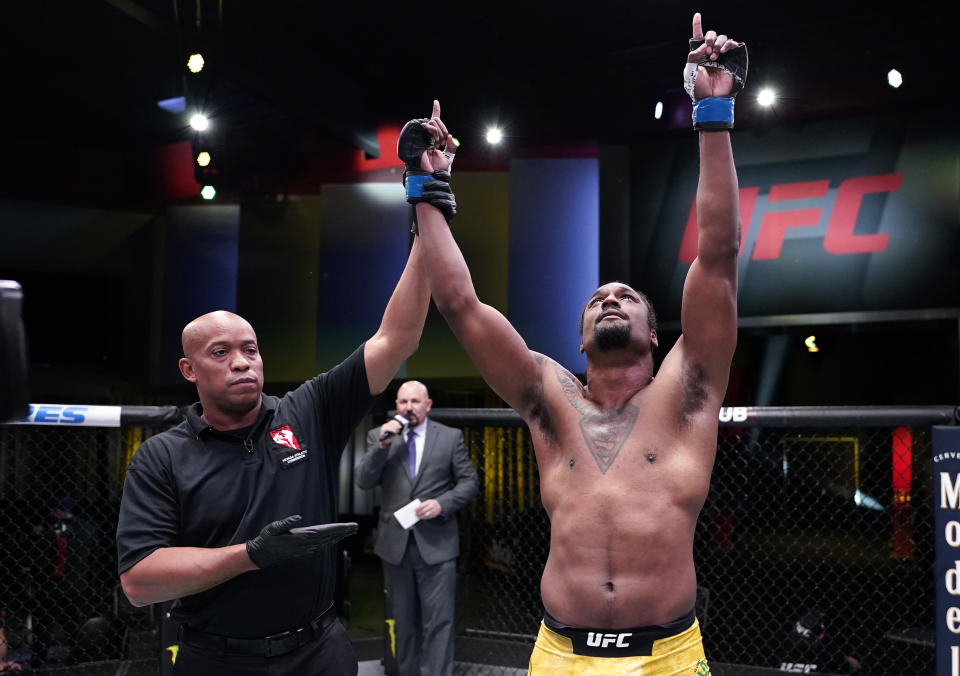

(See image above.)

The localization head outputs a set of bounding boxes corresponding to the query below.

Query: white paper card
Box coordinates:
[393,499,422,530]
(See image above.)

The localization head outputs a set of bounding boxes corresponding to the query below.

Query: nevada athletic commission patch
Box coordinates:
[270,424,301,450]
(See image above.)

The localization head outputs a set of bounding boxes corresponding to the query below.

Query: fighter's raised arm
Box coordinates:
[676,12,744,391]
[406,101,544,418]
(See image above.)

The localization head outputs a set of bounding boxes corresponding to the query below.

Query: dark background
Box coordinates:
[0,0,956,408]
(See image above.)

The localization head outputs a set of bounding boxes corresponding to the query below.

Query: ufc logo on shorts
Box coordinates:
[586,632,632,648]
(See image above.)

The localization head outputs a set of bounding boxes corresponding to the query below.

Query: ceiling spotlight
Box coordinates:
[804,335,819,353]
[196,151,211,167]
[187,53,205,74]
[887,68,903,88]
[485,127,503,145]
[654,101,664,120]
[757,89,776,106]
[200,185,217,200]
[189,113,210,131]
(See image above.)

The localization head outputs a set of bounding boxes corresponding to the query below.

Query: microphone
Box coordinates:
[378,413,410,442]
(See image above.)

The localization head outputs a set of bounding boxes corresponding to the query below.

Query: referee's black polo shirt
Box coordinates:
[117,343,374,638]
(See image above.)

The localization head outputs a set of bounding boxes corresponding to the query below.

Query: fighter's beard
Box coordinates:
[594,322,631,351]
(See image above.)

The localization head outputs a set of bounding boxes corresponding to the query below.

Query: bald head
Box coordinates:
[398,380,428,400]
[178,311,264,424]
[396,380,431,427]
[182,311,256,358]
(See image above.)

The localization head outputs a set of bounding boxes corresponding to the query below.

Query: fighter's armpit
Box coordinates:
[522,353,556,442]
[679,362,709,426]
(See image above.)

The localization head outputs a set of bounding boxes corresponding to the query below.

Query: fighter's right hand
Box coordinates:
[245,515,358,569]
[397,100,457,226]
[419,100,456,174]
[397,100,455,174]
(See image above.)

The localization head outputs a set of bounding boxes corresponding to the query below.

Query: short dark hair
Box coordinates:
[578,284,658,336]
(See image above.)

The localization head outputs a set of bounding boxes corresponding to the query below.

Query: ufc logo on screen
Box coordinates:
[679,173,902,263]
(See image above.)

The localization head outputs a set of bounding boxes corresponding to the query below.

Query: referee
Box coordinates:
[117,238,430,675]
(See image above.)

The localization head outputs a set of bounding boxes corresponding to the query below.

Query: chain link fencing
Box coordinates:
[0,405,953,675]
[0,408,176,675]
[432,407,951,676]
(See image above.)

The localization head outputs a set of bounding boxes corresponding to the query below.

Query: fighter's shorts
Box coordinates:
[526,606,710,675]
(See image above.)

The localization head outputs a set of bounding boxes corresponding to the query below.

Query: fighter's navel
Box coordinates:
[569,458,575,469]
[646,452,657,463]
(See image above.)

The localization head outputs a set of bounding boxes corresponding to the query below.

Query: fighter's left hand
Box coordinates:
[415,498,443,520]
[419,100,456,174]
[688,12,740,99]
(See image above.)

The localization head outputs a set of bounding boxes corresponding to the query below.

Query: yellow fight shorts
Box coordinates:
[527,607,710,675]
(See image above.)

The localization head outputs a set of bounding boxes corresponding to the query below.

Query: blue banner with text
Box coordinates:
[935,426,960,675]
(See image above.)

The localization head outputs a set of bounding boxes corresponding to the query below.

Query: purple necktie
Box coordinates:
[406,429,417,479]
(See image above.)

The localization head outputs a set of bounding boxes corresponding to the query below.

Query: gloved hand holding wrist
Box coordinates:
[397,100,458,231]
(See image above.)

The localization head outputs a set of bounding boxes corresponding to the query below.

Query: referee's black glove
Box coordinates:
[246,515,358,569]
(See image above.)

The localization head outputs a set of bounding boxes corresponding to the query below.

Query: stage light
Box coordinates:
[485,127,502,144]
[187,53,205,74]
[654,101,663,120]
[189,113,209,131]
[804,335,819,353]
[887,68,903,88]
[196,151,211,167]
[757,88,776,106]
[201,185,217,200]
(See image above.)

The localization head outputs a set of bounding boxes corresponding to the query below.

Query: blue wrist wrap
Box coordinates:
[405,174,430,199]
[692,97,735,131]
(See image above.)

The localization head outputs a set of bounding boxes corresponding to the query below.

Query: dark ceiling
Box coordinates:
[2,1,952,176]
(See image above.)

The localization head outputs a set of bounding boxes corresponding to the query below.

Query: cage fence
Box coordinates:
[0,405,953,676]
[0,423,168,673]
[432,407,947,676]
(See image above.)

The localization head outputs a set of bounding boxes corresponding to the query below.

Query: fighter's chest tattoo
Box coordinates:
[553,364,638,474]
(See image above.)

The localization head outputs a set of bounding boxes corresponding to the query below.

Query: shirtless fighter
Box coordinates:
[402,12,745,674]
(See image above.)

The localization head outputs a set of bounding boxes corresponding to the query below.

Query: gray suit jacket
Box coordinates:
[356,419,479,566]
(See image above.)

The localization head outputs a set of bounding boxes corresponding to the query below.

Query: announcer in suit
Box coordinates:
[356,380,479,676]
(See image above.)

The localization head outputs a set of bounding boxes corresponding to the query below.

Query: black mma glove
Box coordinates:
[246,515,358,569]
[397,117,457,231]
[684,40,748,131]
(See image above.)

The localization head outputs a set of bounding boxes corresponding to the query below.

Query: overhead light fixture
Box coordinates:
[485,127,503,145]
[654,101,663,120]
[189,113,210,131]
[200,185,217,200]
[757,88,776,106]
[196,151,211,167]
[187,53,205,74]
[887,68,903,88]
[804,335,819,353]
